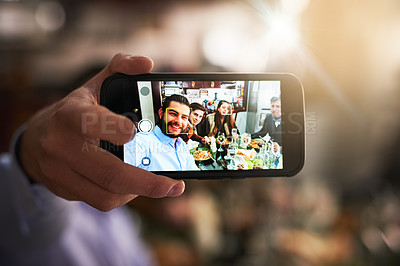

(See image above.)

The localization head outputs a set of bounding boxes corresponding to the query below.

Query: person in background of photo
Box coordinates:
[124,94,199,171]
[180,102,210,144]
[206,100,239,138]
[251,96,281,152]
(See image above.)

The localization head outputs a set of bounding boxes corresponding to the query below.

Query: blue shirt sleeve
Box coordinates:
[0,127,156,266]
[125,134,150,168]
[179,141,199,171]
[0,126,71,253]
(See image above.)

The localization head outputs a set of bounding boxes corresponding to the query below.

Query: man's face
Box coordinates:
[271,99,281,119]
[189,109,205,126]
[159,101,190,138]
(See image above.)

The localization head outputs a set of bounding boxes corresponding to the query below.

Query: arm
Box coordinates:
[190,132,205,143]
[124,138,141,167]
[251,114,272,139]
[17,53,185,212]
[1,136,155,264]
[1,53,177,265]
[0,129,73,255]
[124,135,152,170]
[183,146,199,171]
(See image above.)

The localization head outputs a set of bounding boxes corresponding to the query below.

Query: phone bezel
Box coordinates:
[100,73,305,179]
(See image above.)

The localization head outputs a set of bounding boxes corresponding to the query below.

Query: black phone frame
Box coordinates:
[100,73,305,179]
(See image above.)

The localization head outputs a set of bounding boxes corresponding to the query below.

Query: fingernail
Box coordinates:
[167,182,185,197]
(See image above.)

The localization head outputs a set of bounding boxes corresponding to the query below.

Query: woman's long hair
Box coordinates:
[213,100,235,135]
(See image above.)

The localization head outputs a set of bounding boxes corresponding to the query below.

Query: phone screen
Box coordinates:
[100,73,304,178]
[123,79,284,173]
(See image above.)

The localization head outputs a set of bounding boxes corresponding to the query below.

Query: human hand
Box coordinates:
[19,53,185,211]
[202,136,211,144]
[272,142,281,153]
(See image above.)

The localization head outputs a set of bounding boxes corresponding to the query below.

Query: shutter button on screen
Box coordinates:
[138,119,153,133]
[141,157,151,166]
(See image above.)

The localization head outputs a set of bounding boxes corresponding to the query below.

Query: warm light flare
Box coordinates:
[201,0,305,71]
[264,13,300,54]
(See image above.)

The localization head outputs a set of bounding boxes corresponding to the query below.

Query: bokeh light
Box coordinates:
[2,1,400,265]
[35,1,66,32]
[0,3,35,39]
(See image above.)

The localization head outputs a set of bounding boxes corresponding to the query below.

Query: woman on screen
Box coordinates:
[205,100,239,138]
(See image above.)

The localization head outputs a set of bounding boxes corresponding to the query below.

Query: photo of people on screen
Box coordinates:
[125,80,283,171]
[251,96,281,153]
[180,103,210,144]
[124,94,199,171]
[205,100,239,138]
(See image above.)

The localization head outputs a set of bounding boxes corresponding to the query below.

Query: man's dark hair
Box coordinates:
[190,102,206,113]
[162,94,190,112]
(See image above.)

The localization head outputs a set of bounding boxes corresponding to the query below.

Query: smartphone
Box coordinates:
[100,73,305,179]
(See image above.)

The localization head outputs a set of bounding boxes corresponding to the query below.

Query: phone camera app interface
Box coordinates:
[124,80,283,172]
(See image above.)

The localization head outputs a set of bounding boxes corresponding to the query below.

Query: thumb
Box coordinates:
[58,101,136,145]
[85,54,154,101]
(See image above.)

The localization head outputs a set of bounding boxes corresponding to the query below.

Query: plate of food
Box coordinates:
[191,148,214,165]
[248,139,264,151]
[237,149,257,160]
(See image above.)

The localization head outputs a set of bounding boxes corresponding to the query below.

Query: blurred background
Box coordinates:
[1,0,400,265]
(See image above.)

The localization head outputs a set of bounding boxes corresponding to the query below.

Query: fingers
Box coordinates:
[107,53,154,76]
[49,129,185,198]
[56,101,135,145]
[85,53,154,101]
[69,141,185,197]
[20,52,183,212]
[39,155,137,211]
[70,53,154,142]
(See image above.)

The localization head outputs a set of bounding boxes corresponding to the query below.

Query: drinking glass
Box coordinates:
[241,133,251,148]
[228,145,236,158]
[231,128,238,143]
[217,132,225,153]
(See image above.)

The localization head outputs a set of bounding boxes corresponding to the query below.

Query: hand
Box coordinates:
[202,136,211,144]
[272,142,281,153]
[20,53,185,211]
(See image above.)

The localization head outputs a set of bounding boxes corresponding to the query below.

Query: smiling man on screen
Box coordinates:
[125,94,198,171]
